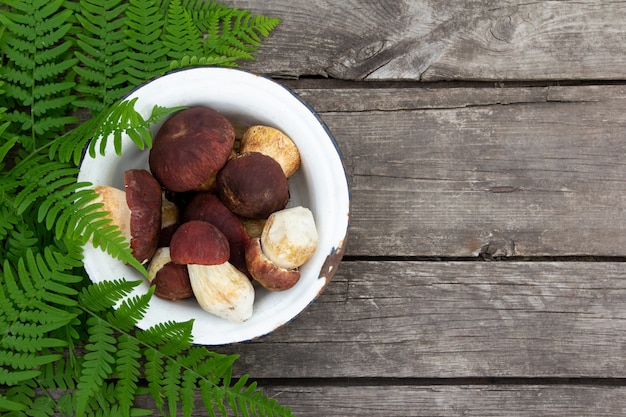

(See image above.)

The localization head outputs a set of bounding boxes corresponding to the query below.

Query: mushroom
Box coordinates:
[261,206,319,270]
[239,125,301,177]
[241,217,266,240]
[125,169,163,263]
[217,152,289,219]
[147,247,193,300]
[93,169,162,264]
[245,238,301,291]
[157,194,180,247]
[181,193,250,277]
[169,220,254,322]
[149,106,235,193]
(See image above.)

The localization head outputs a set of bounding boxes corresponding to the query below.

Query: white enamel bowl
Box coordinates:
[78,67,350,345]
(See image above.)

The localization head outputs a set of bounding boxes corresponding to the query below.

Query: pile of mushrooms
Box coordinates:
[93,106,319,322]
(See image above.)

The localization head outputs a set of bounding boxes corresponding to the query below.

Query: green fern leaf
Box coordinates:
[75,316,117,417]
[106,288,153,333]
[78,279,143,313]
[143,348,166,413]
[74,0,130,112]
[163,0,204,61]
[0,393,27,412]
[0,367,41,386]
[162,358,182,417]
[181,367,198,417]
[123,0,169,85]
[0,0,78,151]
[115,334,142,417]
[193,1,280,61]
[136,319,193,356]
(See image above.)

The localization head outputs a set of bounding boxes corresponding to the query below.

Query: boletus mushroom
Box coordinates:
[169,220,254,322]
[93,169,162,264]
[261,206,319,270]
[157,194,180,247]
[245,238,301,291]
[147,247,193,301]
[181,193,250,277]
[149,106,235,193]
[239,125,301,177]
[217,152,289,219]
[244,206,318,291]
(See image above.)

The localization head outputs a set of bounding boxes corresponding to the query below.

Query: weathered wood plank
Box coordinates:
[228,0,626,81]
[231,384,626,417]
[130,384,626,417]
[213,261,626,379]
[290,85,626,257]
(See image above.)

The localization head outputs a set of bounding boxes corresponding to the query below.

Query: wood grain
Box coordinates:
[234,384,626,417]
[131,384,626,417]
[288,85,626,257]
[228,0,626,81]
[213,261,626,379]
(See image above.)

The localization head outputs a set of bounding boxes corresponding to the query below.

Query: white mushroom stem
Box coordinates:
[93,185,132,243]
[161,195,179,230]
[147,247,172,283]
[261,206,319,270]
[188,262,254,323]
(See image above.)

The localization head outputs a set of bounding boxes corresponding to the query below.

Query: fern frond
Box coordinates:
[74,0,130,112]
[136,319,193,356]
[143,348,165,413]
[193,1,280,61]
[0,0,78,151]
[49,98,183,165]
[106,288,153,333]
[75,316,117,417]
[162,0,204,61]
[78,278,143,313]
[162,358,182,417]
[123,0,169,86]
[0,247,81,390]
[114,334,142,417]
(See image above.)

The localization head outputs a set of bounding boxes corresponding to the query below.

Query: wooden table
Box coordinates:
[207,1,626,415]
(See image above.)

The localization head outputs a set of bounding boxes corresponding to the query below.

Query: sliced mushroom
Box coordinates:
[169,220,254,322]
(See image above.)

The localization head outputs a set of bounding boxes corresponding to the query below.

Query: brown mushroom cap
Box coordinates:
[148,248,193,301]
[240,125,301,177]
[245,238,301,291]
[149,106,235,192]
[217,152,289,219]
[169,220,230,265]
[181,193,250,276]
[152,262,193,300]
[125,169,162,264]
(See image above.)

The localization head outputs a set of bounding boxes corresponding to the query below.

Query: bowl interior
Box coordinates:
[78,67,350,345]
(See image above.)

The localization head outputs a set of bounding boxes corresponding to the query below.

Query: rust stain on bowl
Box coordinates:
[318,240,348,296]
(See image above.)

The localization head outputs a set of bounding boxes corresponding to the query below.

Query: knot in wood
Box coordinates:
[490,17,516,43]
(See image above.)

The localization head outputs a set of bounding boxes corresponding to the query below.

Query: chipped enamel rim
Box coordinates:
[78,67,351,345]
